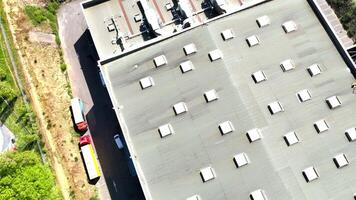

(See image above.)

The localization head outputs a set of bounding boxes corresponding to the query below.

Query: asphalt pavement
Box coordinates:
[58,1,145,199]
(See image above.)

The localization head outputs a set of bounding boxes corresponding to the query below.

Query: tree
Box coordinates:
[0,151,61,200]
[0,82,16,100]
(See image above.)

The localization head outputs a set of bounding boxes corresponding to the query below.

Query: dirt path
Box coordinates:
[2,0,96,199]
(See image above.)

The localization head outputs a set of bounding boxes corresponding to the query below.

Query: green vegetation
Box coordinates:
[0,1,61,199]
[0,151,60,200]
[327,0,356,41]
[24,1,68,74]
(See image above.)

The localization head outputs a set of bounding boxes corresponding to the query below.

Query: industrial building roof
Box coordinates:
[100,0,356,199]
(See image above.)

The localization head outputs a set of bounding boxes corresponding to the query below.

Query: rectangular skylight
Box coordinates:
[252,70,267,83]
[200,167,216,182]
[268,101,284,115]
[221,29,235,41]
[297,89,311,102]
[256,15,271,28]
[158,123,174,138]
[154,55,167,67]
[307,64,321,77]
[345,128,356,141]
[219,121,234,135]
[139,76,155,89]
[302,166,319,182]
[284,131,299,146]
[173,102,188,115]
[204,89,218,102]
[247,128,262,143]
[183,43,197,55]
[180,60,194,73]
[107,24,115,32]
[314,119,329,133]
[333,153,349,168]
[208,49,223,61]
[250,189,268,200]
[325,96,341,109]
[246,35,260,47]
[280,59,295,72]
[282,20,297,33]
[134,14,142,22]
[186,195,201,200]
[165,2,173,10]
[234,152,249,168]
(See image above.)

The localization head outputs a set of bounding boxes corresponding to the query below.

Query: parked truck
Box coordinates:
[79,135,101,181]
[71,97,88,132]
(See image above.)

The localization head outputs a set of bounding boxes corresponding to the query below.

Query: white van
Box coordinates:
[114,134,124,149]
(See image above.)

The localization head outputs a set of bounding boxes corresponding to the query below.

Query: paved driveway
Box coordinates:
[58,1,145,199]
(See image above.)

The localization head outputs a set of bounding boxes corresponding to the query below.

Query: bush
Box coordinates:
[60,63,67,72]
[327,0,356,41]
[0,67,6,81]
[0,82,16,100]
[24,6,47,26]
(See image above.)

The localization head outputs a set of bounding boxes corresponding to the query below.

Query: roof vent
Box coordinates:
[282,20,297,33]
[204,89,219,102]
[283,131,299,146]
[173,102,188,115]
[246,35,260,47]
[256,15,271,28]
[333,153,349,168]
[183,43,197,55]
[314,119,329,133]
[107,23,115,32]
[208,49,223,61]
[307,64,321,77]
[345,127,356,141]
[247,128,262,143]
[250,189,268,200]
[186,195,201,200]
[280,59,295,72]
[296,89,311,102]
[180,60,194,73]
[221,29,235,41]
[200,166,216,182]
[252,70,267,83]
[139,76,155,89]
[153,55,167,67]
[234,152,250,168]
[267,101,284,115]
[302,166,319,182]
[325,96,341,109]
[218,121,234,135]
[158,124,174,138]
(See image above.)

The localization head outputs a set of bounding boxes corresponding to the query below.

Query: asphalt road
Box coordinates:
[58,1,145,200]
